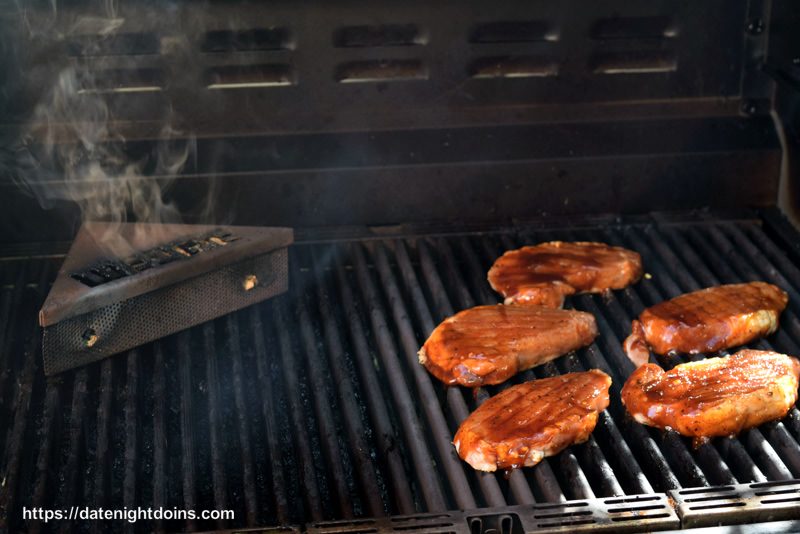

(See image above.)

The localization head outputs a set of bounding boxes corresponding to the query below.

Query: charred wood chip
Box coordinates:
[70,231,240,287]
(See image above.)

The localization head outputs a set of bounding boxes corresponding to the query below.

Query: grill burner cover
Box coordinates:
[39,222,293,375]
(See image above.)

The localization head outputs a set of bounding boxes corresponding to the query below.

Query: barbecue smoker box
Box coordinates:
[39,223,293,375]
[2,1,800,533]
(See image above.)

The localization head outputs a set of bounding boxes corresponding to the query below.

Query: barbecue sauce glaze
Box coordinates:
[622,350,800,439]
[624,282,788,362]
[488,241,643,307]
[454,370,611,471]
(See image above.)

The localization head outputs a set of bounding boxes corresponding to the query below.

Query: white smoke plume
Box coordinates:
[10,3,207,258]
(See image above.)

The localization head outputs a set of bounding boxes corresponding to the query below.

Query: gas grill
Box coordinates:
[2,1,800,533]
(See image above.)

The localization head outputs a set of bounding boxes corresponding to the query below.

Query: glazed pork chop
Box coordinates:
[622,349,800,440]
[419,304,598,387]
[623,282,788,367]
[454,370,612,471]
[488,241,643,308]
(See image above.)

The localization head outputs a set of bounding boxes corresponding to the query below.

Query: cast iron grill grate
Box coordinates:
[2,211,800,532]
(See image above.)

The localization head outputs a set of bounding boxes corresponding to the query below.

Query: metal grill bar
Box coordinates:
[306,250,386,517]
[0,265,29,447]
[295,298,355,519]
[4,213,800,532]
[226,314,260,526]
[93,360,113,532]
[30,373,60,534]
[204,321,231,529]
[151,343,167,532]
[178,330,199,532]
[347,244,449,511]
[124,352,138,530]
[273,299,324,522]
[0,259,52,531]
[58,367,88,534]
[379,240,504,508]
[328,249,417,515]
[249,306,290,523]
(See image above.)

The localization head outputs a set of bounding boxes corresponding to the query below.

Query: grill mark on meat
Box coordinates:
[623,282,788,363]
[621,349,800,439]
[454,370,612,471]
[488,241,642,307]
[419,305,598,387]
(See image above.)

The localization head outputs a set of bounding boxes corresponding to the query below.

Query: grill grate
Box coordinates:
[3,211,800,532]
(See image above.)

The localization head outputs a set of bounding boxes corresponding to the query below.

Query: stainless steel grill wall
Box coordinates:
[1,0,795,242]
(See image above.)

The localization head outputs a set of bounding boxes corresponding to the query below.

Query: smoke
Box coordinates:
[10,3,205,257]
[15,66,193,256]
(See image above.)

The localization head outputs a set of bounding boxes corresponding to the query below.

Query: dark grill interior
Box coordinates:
[3,210,800,532]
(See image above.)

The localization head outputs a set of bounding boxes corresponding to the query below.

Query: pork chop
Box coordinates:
[623,282,788,366]
[488,241,643,307]
[419,304,598,387]
[454,370,612,471]
[621,349,800,439]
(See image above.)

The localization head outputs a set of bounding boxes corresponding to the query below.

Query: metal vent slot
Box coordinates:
[590,16,677,39]
[762,497,800,504]
[688,503,747,510]
[603,495,662,504]
[67,32,160,56]
[679,486,737,495]
[610,514,673,522]
[533,511,593,519]
[395,524,454,531]
[681,494,740,503]
[755,489,800,496]
[334,24,425,47]
[538,519,596,528]
[223,528,302,533]
[206,64,293,89]
[671,481,800,528]
[469,56,558,78]
[390,515,454,523]
[469,21,557,43]
[309,495,677,533]
[201,28,290,52]
[605,504,666,514]
[335,60,426,83]
[751,480,800,489]
[76,68,164,93]
[590,51,677,74]
[531,502,589,511]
